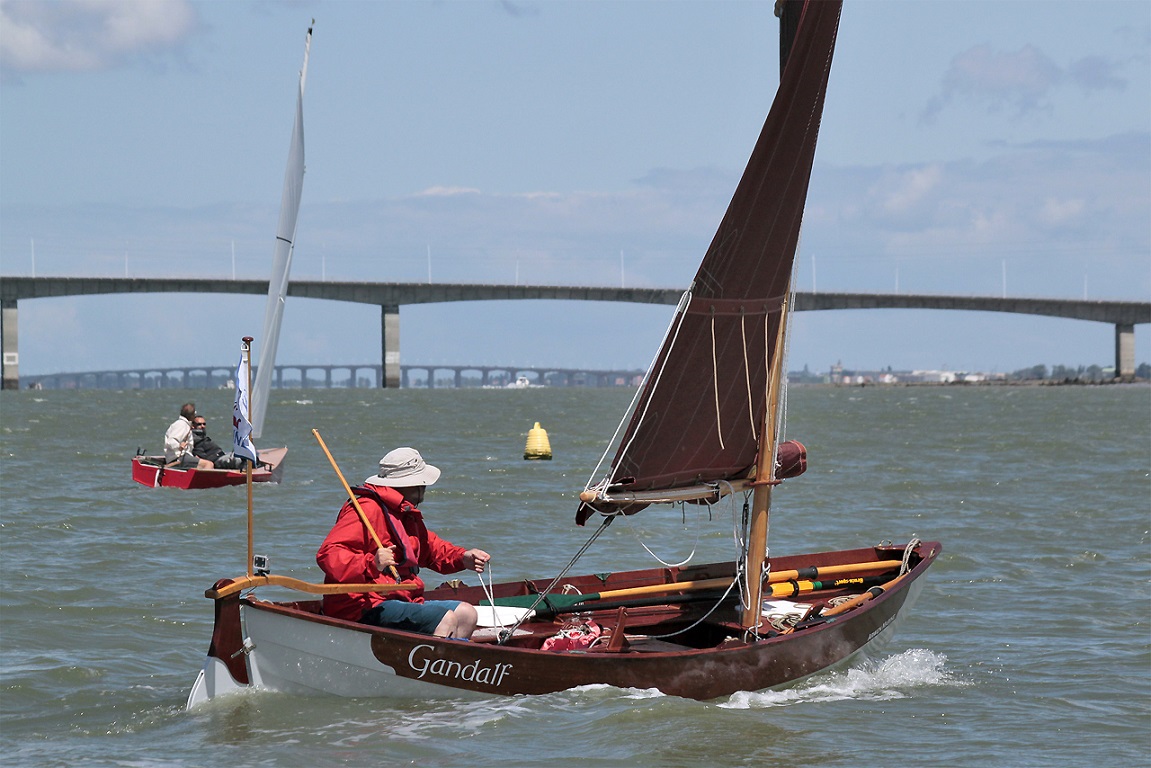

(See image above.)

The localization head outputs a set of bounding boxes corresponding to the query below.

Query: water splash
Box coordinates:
[719,649,962,709]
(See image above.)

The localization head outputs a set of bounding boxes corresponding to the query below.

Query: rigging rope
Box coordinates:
[477,561,498,617]
[733,490,754,620]
[901,537,922,574]
[624,497,709,569]
[642,574,742,641]
[496,515,615,644]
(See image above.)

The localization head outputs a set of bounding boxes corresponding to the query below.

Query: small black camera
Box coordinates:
[253,554,270,575]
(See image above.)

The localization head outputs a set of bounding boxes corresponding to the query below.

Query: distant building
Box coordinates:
[814,362,1008,385]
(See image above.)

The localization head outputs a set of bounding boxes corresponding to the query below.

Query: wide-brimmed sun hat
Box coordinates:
[364,447,441,488]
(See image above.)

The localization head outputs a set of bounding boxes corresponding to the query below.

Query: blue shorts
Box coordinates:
[361,600,461,635]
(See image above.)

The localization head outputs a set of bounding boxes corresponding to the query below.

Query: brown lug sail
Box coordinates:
[579,0,841,522]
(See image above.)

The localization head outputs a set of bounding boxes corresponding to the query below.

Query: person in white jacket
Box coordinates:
[164,402,212,468]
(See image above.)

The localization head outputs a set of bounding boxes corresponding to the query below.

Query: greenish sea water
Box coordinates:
[1,385,1148,767]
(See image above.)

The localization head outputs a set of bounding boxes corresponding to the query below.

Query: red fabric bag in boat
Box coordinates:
[776,440,807,479]
[541,620,602,652]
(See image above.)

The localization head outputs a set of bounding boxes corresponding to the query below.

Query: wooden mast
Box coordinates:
[740,288,792,632]
[739,0,809,634]
[243,336,255,577]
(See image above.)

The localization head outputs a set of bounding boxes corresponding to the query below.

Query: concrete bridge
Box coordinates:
[2,276,1148,388]
[27,363,644,390]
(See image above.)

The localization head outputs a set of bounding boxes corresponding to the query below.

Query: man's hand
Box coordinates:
[463,549,490,573]
[375,546,398,572]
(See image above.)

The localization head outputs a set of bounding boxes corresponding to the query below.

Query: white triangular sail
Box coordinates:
[251,24,312,439]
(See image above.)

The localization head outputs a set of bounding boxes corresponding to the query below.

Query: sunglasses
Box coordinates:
[193,422,206,427]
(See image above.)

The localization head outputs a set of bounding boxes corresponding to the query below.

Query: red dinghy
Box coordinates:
[131,447,287,489]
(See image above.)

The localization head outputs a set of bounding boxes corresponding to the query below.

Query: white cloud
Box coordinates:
[878,164,942,215]
[921,43,1130,122]
[923,44,1061,120]
[0,0,196,74]
[1039,197,1086,226]
[416,186,482,197]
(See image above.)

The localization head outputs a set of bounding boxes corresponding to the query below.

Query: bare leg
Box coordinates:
[453,602,478,637]
[433,603,479,639]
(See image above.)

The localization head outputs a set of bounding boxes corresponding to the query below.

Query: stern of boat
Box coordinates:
[130,456,162,488]
[185,580,259,710]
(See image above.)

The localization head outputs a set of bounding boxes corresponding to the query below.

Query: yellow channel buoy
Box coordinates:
[523,422,552,460]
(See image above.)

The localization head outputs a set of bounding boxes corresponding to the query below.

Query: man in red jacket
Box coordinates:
[316,447,490,639]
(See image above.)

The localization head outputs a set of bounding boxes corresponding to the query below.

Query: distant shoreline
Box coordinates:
[792,378,1149,388]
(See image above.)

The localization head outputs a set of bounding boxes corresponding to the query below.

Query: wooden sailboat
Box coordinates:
[130,24,312,489]
[187,1,940,706]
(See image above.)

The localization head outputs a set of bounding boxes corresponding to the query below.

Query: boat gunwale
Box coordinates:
[238,541,941,660]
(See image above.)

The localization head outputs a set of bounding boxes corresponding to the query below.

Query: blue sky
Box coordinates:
[1,0,1148,377]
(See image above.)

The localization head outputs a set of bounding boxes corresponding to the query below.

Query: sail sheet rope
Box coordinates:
[733,488,763,633]
[495,516,616,644]
[618,480,750,643]
[624,499,706,569]
[642,572,742,642]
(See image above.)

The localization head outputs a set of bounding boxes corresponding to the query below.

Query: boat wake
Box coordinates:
[719,649,962,709]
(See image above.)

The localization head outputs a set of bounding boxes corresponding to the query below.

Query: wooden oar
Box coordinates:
[538,575,889,619]
[205,574,417,600]
[818,572,908,617]
[312,429,402,581]
[768,560,901,584]
[485,560,902,612]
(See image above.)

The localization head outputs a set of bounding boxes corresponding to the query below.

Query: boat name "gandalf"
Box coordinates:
[407,644,513,687]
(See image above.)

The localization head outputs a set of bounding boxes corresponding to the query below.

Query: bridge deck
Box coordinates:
[2,277,1147,388]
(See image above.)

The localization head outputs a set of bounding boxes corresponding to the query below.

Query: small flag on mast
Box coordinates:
[232,350,258,465]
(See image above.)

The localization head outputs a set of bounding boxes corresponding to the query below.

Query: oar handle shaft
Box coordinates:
[586,567,896,605]
[768,559,901,584]
[312,429,401,581]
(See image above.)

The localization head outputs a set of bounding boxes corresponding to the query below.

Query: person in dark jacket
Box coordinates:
[190,417,244,469]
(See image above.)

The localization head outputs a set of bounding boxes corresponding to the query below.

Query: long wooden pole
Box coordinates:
[741,287,792,632]
[243,336,255,577]
[312,429,401,581]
